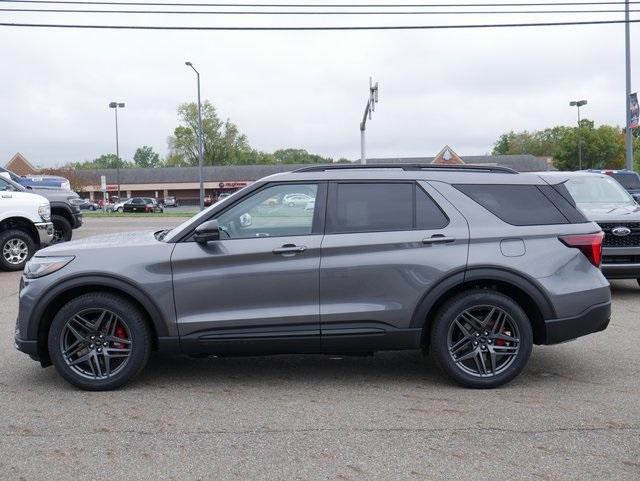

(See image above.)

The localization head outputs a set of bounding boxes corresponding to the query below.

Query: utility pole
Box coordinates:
[570,100,587,170]
[360,77,379,164]
[625,0,634,170]
[109,101,125,199]
[185,61,205,211]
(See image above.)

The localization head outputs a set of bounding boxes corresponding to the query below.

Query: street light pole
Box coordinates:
[186,61,205,211]
[108,101,125,199]
[570,100,588,170]
[360,77,379,164]
[625,0,634,170]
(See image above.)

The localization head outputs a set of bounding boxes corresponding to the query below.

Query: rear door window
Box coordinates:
[327,182,448,233]
[454,184,568,226]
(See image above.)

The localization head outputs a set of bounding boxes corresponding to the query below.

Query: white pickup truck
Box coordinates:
[0,173,54,271]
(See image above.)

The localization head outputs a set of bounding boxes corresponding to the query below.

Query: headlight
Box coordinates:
[61,181,71,190]
[38,203,51,221]
[68,197,84,206]
[24,256,74,279]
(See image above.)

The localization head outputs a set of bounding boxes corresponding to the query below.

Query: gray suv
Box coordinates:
[14,165,611,390]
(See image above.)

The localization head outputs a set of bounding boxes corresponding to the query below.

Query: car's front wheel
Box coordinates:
[0,228,36,271]
[48,292,151,391]
[430,289,533,388]
[51,214,72,244]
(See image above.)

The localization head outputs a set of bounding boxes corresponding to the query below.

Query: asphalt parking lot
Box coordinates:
[1,217,639,481]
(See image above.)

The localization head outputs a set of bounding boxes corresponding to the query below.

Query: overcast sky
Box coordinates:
[0,1,638,167]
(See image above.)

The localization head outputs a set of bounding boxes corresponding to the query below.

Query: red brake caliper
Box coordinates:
[114,323,127,349]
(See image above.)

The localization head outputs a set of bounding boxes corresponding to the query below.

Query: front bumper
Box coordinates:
[601,246,640,279]
[543,301,611,344]
[34,222,54,246]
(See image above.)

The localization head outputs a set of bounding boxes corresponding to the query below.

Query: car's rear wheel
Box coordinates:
[430,289,533,388]
[48,293,151,391]
[0,229,36,271]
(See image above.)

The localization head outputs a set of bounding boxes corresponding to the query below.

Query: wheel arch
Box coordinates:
[413,267,555,347]
[0,216,39,244]
[32,274,173,366]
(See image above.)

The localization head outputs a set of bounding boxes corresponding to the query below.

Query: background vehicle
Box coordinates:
[585,169,640,203]
[77,199,99,211]
[0,172,82,244]
[0,175,53,270]
[540,171,640,285]
[282,193,313,207]
[15,164,610,391]
[123,197,164,213]
[107,198,131,212]
[0,166,71,191]
[163,196,178,208]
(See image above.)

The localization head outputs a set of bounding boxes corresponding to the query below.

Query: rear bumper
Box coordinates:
[543,301,611,344]
[34,222,54,246]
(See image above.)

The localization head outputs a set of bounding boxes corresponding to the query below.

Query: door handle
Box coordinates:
[272,244,307,255]
[422,235,456,245]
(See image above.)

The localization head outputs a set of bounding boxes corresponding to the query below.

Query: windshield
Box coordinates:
[610,172,640,190]
[565,175,634,204]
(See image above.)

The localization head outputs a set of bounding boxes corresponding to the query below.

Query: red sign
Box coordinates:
[106,184,119,192]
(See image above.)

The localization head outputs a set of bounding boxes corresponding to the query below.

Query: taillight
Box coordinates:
[559,232,604,267]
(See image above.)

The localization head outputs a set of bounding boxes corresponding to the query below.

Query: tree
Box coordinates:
[493,120,628,171]
[168,101,257,166]
[70,154,130,170]
[273,148,332,164]
[133,146,161,168]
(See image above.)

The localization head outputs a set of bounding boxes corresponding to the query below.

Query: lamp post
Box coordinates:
[570,99,588,170]
[625,0,634,170]
[108,101,125,199]
[185,61,205,211]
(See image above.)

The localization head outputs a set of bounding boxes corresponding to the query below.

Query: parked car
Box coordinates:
[163,196,179,208]
[77,199,99,211]
[539,171,640,285]
[15,164,611,391]
[0,166,71,190]
[107,198,131,213]
[123,197,164,213]
[0,172,82,244]
[0,175,53,270]
[282,193,314,207]
[583,169,640,202]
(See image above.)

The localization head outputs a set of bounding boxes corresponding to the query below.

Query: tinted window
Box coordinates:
[610,172,640,190]
[455,184,568,226]
[217,183,318,239]
[416,186,449,229]
[131,198,144,204]
[0,179,12,191]
[329,183,413,233]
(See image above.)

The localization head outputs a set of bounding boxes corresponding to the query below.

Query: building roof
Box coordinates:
[75,164,307,185]
[5,152,38,176]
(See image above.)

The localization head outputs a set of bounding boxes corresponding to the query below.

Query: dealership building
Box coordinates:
[5,147,552,205]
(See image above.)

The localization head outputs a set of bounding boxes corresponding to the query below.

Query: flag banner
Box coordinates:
[631,92,639,129]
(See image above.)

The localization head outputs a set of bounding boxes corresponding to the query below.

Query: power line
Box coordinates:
[2,7,639,14]
[0,18,638,29]
[1,0,639,8]
[2,7,638,14]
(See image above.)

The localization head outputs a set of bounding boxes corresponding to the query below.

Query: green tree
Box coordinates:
[133,146,161,168]
[71,154,130,170]
[273,148,332,164]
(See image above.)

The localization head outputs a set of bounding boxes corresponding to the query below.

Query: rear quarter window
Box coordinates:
[454,184,569,226]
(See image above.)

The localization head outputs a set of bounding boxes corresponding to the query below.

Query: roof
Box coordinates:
[75,164,307,185]
[5,152,38,176]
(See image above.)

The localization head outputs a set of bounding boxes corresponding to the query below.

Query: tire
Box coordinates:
[117,207,123,213]
[430,289,533,389]
[637,279,640,288]
[48,292,152,391]
[0,229,36,271]
[51,215,73,244]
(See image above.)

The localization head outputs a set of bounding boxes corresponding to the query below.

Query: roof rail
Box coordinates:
[293,163,518,174]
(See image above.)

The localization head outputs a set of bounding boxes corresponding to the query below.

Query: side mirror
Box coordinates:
[194,219,220,243]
